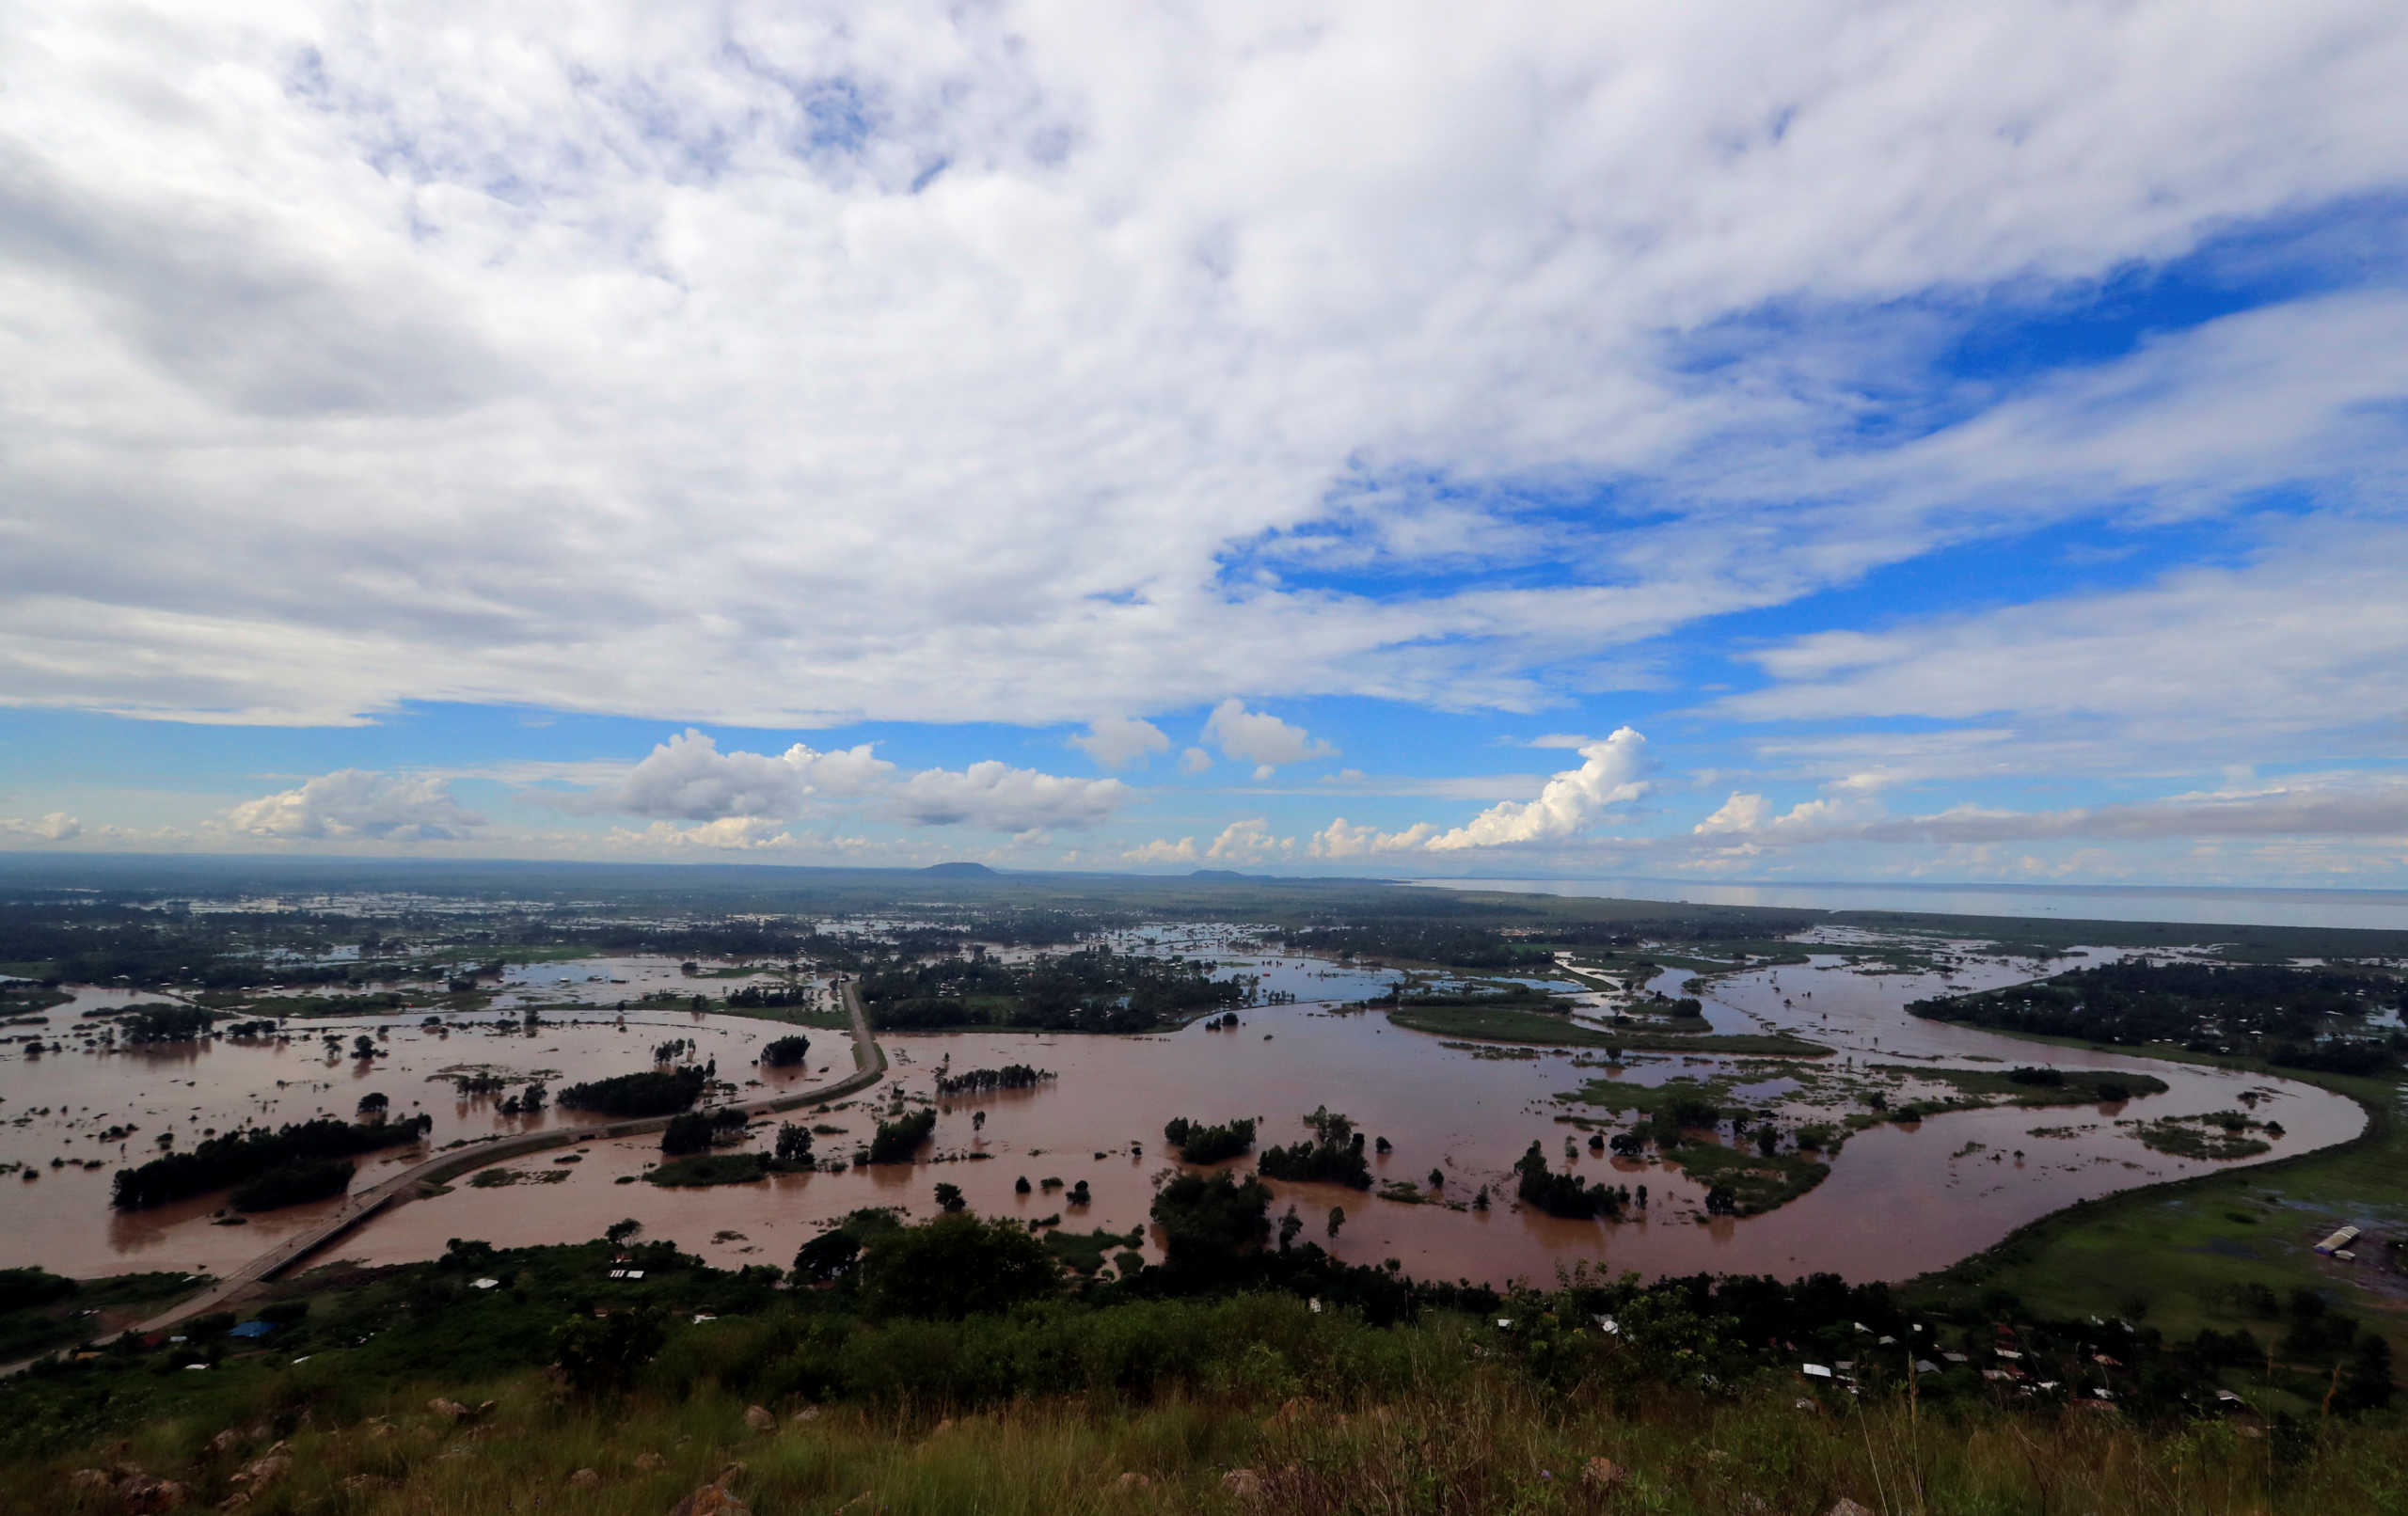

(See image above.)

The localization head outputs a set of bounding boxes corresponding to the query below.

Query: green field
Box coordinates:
[1914,1061,2407,1400]
[1386,1004,1828,1056]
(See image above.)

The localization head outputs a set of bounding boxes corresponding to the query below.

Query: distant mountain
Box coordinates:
[921,861,1000,877]
[1188,868,1249,879]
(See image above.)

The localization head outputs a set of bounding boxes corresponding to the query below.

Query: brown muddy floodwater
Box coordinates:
[0,948,2368,1288]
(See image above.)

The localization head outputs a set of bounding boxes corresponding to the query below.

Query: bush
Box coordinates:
[1151,1170,1272,1280]
[867,1108,936,1164]
[553,1306,667,1397]
[856,1213,1059,1319]
[761,1035,811,1067]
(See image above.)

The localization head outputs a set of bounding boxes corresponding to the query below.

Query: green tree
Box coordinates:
[856,1213,1058,1319]
[551,1306,666,1397]
[933,1181,966,1213]
[1326,1206,1345,1239]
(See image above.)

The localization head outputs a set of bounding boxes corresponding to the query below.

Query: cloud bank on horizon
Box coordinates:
[2,1,2405,886]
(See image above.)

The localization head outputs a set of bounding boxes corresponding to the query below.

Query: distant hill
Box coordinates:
[921,861,1000,877]
[1187,869,1250,880]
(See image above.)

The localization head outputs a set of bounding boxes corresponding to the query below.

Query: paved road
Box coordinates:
[9,980,886,1364]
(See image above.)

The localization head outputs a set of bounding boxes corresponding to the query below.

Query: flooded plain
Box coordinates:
[0,942,2367,1287]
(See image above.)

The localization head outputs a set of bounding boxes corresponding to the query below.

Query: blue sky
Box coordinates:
[3,3,2406,883]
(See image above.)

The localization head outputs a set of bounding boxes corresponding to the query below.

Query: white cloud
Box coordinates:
[1203,701,1336,770]
[2,4,2404,744]
[1309,817,1438,860]
[1122,835,1200,864]
[1677,776,2408,851]
[1694,793,1771,835]
[0,812,81,843]
[888,761,1129,831]
[1724,517,2408,742]
[226,770,483,842]
[1179,748,1213,775]
[597,730,895,822]
[1204,818,1292,865]
[1070,717,1171,770]
[610,817,800,851]
[1425,728,1650,850]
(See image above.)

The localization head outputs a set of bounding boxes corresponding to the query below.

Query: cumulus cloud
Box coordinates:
[597,730,895,821]
[1070,717,1171,771]
[1694,793,1772,835]
[1203,701,1336,770]
[1424,729,1650,850]
[1179,748,1213,775]
[227,770,483,842]
[1309,817,1438,859]
[0,812,81,843]
[1204,818,1292,865]
[610,818,800,851]
[1122,836,1200,864]
[889,762,1129,831]
[568,730,1125,836]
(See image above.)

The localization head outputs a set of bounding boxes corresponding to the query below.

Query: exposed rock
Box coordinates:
[1580,1458,1628,1490]
[1827,1501,1875,1516]
[208,1429,245,1456]
[744,1404,777,1433]
[636,1451,667,1471]
[669,1463,753,1516]
[116,1475,189,1515]
[1222,1468,1263,1501]
[569,1468,603,1488]
[428,1398,469,1420]
[216,1494,250,1514]
[68,1468,114,1495]
[1115,1471,1154,1492]
[231,1454,290,1491]
[791,1406,822,1424]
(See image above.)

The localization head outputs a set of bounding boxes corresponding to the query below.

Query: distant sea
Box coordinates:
[1407,877,2408,932]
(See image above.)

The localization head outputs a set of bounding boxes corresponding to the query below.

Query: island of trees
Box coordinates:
[110,1113,433,1210]
[1163,1115,1258,1164]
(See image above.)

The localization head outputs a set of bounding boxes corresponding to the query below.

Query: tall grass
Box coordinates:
[25,1338,2408,1513]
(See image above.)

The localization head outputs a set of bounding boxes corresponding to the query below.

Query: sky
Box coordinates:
[3,2,2407,885]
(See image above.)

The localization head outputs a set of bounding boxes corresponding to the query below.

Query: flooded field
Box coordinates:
[0,943,2367,1287]
[0,971,841,1278]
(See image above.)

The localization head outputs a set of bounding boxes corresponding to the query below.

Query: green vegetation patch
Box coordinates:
[1389,1003,1826,1056]
[644,1152,783,1187]
[2125,1112,2274,1161]
[1663,1142,1831,1216]
[0,1269,204,1363]
[1039,1225,1145,1276]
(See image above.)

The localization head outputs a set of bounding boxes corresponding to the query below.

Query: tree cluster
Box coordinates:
[556,1066,708,1117]
[1163,1115,1258,1164]
[111,1113,431,1209]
